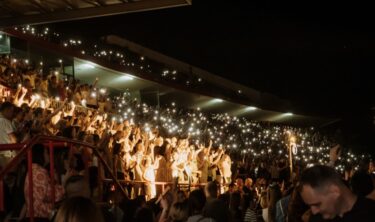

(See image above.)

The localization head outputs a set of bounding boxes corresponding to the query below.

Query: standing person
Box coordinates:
[0,102,16,167]
[24,144,64,221]
[143,156,157,200]
[55,196,104,222]
[299,165,375,221]
[219,153,232,185]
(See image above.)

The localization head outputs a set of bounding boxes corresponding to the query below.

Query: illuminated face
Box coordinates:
[300,184,341,220]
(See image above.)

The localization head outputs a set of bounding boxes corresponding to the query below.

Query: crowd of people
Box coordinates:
[1,53,375,222]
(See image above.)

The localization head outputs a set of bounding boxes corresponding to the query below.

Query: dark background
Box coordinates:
[52,0,375,153]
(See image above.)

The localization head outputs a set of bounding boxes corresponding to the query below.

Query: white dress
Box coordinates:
[144,166,156,199]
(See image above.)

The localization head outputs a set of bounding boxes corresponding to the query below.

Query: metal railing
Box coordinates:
[0,135,128,222]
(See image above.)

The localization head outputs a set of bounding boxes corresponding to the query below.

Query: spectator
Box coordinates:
[299,165,375,221]
[23,144,64,220]
[55,196,104,222]
[0,102,16,166]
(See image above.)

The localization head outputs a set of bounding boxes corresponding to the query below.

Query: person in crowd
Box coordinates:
[187,189,213,222]
[168,201,189,222]
[267,180,282,222]
[23,143,64,221]
[299,165,375,221]
[243,193,257,222]
[54,196,104,222]
[229,191,243,222]
[64,175,91,198]
[0,101,17,166]
[1,55,374,222]
[204,181,218,203]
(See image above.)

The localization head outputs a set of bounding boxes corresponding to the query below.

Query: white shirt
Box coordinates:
[0,113,14,144]
[0,113,15,158]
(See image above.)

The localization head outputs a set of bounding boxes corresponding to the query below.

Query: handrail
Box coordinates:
[0,135,129,220]
[0,142,68,151]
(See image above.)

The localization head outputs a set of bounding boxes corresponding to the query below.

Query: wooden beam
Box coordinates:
[0,0,191,28]
[28,0,51,13]
[61,0,78,9]
[81,0,101,6]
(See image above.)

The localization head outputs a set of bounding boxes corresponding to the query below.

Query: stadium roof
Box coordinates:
[4,28,337,126]
[0,0,191,28]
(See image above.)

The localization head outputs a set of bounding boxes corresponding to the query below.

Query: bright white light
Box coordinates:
[58,59,63,63]
[25,59,29,64]
[81,63,95,69]
[213,98,223,103]
[117,75,134,81]
[285,112,293,116]
[100,88,106,94]
[81,99,87,106]
[246,106,257,111]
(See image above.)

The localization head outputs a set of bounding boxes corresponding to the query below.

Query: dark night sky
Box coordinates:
[53,0,375,151]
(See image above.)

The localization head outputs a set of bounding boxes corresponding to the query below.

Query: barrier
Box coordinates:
[0,135,128,222]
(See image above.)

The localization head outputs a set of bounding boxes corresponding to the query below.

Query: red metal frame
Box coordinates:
[49,141,55,209]
[27,149,34,222]
[0,135,128,221]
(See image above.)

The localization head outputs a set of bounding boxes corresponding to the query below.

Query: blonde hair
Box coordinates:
[55,197,104,222]
[168,201,189,221]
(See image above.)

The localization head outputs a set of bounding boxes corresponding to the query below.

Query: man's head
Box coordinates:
[205,181,218,199]
[299,165,347,219]
[236,178,243,189]
[245,178,253,188]
[0,102,14,120]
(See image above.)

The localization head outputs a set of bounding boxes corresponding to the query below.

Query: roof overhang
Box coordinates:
[73,58,335,126]
[2,28,338,126]
[0,0,191,28]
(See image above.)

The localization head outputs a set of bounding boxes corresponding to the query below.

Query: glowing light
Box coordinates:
[81,63,95,69]
[246,106,257,111]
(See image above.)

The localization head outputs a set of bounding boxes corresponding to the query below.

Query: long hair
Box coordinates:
[55,196,104,222]
[32,143,45,166]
